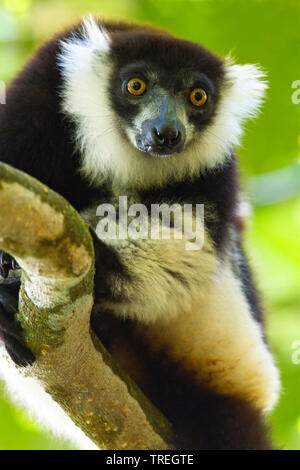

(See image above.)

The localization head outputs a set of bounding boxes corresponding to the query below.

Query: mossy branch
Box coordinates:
[0,162,174,450]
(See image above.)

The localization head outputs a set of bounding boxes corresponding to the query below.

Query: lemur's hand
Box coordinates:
[0,251,20,279]
[0,274,35,367]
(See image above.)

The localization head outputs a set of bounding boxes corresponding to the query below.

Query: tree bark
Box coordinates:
[0,162,174,450]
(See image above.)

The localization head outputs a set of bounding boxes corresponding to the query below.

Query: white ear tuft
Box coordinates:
[196,62,268,167]
[81,14,111,51]
[223,62,268,122]
[58,15,110,78]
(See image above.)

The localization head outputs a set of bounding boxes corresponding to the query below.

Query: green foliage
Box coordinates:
[0,0,299,450]
[246,199,300,450]
[0,394,75,449]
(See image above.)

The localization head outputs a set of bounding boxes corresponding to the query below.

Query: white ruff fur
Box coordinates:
[59,16,267,190]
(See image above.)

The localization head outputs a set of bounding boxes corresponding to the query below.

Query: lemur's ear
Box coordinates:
[59,15,110,78]
[223,58,268,123]
[81,15,110,51]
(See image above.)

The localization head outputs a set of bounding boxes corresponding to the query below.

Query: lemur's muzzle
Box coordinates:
[137,97,185,156]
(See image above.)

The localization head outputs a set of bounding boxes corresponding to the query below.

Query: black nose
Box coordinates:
[152,127,181,148]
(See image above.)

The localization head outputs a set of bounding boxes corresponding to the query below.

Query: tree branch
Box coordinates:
[0,162,174,450]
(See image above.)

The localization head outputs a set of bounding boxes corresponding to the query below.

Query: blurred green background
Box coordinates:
[0,0,299,450]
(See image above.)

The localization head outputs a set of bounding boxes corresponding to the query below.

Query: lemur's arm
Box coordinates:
[92,226,217,324]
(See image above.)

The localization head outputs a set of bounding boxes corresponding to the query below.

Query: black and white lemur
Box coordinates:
[0,16,280,449]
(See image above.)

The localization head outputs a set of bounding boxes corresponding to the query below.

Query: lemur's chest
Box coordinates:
[81,183,212,260]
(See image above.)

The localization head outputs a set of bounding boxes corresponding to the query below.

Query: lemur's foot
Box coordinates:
[0,251,20,279]
[0,283,35,367]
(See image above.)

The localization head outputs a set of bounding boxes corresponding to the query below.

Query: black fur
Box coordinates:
[0,276,35,366]
[0,27,99,210]
[234,239,264,325]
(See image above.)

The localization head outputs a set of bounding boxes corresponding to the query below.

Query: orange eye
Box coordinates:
[127,78,147,96]
[189,88,207,107]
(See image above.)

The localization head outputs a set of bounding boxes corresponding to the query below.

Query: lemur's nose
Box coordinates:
[152,127,182,148]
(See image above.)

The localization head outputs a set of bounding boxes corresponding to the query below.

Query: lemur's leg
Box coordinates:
[136,261,280,414]
[170,388,276,449]
[98,260,280,450]
[91,218,280,411]
[92,310,276,450]
[0,252,35,367]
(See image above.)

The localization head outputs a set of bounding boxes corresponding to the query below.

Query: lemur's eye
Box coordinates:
[189,88,207,107]
[127,78,147,96]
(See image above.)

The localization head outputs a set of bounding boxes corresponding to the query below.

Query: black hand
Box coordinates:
[0,251,20,279]
[90,227,129,302]
[0,282,35,367]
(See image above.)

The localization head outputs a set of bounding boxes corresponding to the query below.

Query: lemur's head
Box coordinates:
[108,27,224,158]
[60,16,266,188]
[106,26,225,158]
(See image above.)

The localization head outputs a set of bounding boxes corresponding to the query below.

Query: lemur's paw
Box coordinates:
[0,251,19,279]
[0,285,35,367]
[2,332,36,367]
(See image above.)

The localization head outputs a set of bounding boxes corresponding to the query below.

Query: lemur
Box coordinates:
[0,16,280,450]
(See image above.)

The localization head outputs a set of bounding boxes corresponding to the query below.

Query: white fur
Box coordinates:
[97,225,217,324]
[203,61,268,154]
[59,16,267,190]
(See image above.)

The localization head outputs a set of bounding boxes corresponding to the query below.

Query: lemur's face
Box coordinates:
[109,33,224,157]
[60,18,266,187]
